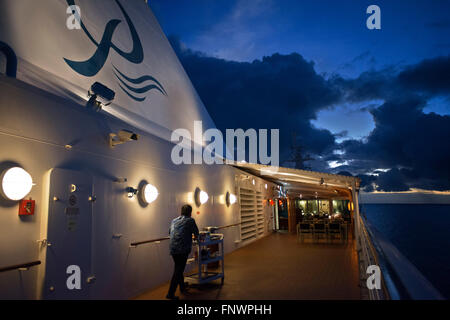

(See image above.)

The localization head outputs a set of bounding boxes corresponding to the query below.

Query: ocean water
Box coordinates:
[362,204,450,299]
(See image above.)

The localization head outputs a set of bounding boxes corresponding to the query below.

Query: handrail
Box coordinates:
[216,222,242,230]
[129,222,242,247]
[358,217,391,300]
[362,217,444,300]
[360,216,444,300]
[130,236,170,247]
[0,260,41,273]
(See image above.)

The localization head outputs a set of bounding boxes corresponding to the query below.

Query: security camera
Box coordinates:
[118,129,139,141]
[109,129,140,148]
[87,82,115,111]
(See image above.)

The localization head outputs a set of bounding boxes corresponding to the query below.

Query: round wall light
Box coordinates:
[1,167,33,201]
[194,188,209,207]
[226,192,237,207]
[141,183,159,204]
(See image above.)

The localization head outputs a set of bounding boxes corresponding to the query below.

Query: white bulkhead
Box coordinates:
[0,0,274,299]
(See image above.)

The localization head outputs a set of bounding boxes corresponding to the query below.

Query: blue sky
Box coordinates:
[150,0,450,192]
[151,0,450,72]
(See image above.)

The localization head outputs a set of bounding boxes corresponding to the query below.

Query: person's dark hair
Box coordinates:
[181,204,192,217]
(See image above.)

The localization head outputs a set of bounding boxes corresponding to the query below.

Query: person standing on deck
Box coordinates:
[166,204,199,300]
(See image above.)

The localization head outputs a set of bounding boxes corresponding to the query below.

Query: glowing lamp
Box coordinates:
[141,183,159,204]
[1,167,33,201]
[194,188,209,207]
[348,201,354,211]
[200,191,209,204]
[226,192,237,207]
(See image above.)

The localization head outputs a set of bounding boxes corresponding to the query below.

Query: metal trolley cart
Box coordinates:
[185,232,225,285]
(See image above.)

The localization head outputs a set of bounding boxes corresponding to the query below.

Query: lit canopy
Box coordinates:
[230,162,360,200]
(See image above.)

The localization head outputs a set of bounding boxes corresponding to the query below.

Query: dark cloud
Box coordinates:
[169,35,341,160]
[340,97,450,191]
[398,55,450,95]
[332,67,398,102]
[330,55,450,191]
[425,20,450,29]
[375,168,410,192]
[169,36,450,192]
[335,55,450,101]
[336,171,353,177]
[358,174,377,192]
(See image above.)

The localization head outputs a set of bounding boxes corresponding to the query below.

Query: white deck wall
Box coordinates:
[0,77,274,299]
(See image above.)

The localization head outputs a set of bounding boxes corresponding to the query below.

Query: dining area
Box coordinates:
[293,198,352,243]
[296,218,350,243]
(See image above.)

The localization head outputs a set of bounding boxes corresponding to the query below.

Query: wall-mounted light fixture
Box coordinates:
[264,184,268,189]
[252,179,255,185]
[140,183,159,204]
[348,201,354,211]
[194,187,209,207]
[126,187,138,199]
[225,192,237,207]
[0,167,33,201]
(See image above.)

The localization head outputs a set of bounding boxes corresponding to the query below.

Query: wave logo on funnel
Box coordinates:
[64,0,166,102]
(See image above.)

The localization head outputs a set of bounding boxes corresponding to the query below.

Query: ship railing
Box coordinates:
[0,260,41,273]
[130,237,170,248]
[129,222,241,248]
[357,216,390,300]
[358,214,444,300]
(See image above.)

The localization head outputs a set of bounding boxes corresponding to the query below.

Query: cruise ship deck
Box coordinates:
[134,232,361,300]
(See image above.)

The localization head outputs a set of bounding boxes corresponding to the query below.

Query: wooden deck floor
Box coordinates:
[134,232,361,300]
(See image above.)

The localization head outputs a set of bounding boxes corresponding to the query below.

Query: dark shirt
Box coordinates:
[169,215,199,255]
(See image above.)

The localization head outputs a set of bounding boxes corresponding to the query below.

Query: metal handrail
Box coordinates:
[216,222,242,230]
[0,260,41,273]
[130,236,170,247]
[362,217,444,300]
[358,217,391,300]
[129,222,242,247]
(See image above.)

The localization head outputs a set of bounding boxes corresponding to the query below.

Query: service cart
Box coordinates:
[185,232,225,285]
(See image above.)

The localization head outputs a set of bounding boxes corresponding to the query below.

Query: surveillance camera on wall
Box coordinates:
[86,82,115,111]
[109,129,140,148]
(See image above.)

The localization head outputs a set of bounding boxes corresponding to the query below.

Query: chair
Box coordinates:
[297,223,313,243]
[313,222,326,242]
[328,222,342,242]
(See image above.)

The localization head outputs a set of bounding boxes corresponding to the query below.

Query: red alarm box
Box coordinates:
[19,199,35,216]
